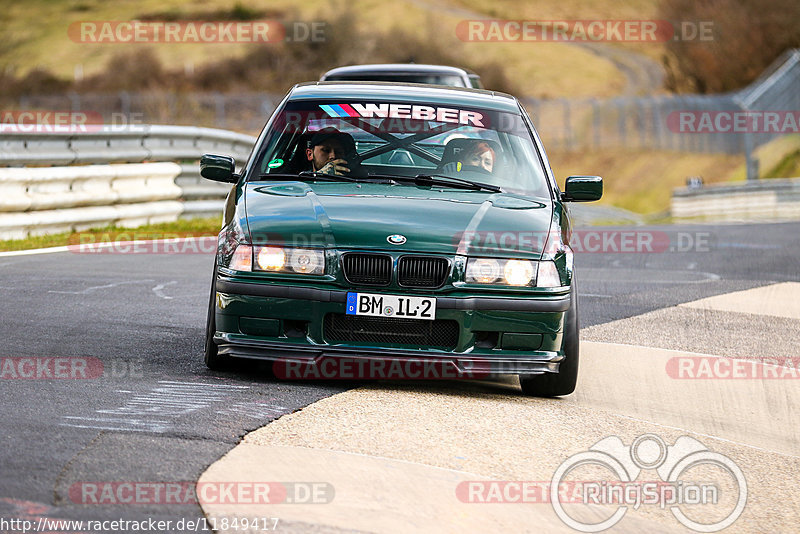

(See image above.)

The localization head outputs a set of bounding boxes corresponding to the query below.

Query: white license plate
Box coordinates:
[346,292,436,320]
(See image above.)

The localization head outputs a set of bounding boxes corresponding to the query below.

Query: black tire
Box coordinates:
[204,262,230,370]
[519,282,579,397]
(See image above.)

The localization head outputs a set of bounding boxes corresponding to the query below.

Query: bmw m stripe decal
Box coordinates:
[319,104,359,118]
[319,103,485,126]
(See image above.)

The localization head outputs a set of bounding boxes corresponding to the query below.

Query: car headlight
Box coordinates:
[466,257,535,286]
[466,258,502,283]
[256,246,324,274]
[226,245,324,275]
[256,246,286,271]
[504,259,535,286]
[466,258,565,287]
[287,248,324,274]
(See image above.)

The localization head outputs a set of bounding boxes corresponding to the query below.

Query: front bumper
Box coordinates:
[216,280,571,313]
[216,333,562,377]
[213,278,571,377]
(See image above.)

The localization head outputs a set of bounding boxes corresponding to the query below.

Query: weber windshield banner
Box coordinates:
[269,100,529,136]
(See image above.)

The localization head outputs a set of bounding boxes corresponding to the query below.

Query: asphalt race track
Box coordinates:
[0,221,798,532]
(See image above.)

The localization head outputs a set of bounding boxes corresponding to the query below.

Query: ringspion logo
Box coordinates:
[551,434,746,532]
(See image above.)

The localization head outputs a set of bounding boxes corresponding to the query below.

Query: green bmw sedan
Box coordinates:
[200,82,602,396]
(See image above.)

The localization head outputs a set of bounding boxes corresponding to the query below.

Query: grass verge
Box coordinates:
[0,217,221,252]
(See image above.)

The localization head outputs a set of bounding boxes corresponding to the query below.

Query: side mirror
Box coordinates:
[200,154,238,183]
[562,175,602,202]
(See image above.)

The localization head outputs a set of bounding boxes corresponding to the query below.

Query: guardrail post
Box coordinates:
[562,99,572,150]
[215,92,226,129]
[590,99,600,150]
[738,102,758,181]
[68,92,81,113]
[119,91,131,118]
[615,99,626,147]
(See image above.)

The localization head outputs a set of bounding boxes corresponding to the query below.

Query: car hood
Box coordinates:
[243,181,553,259]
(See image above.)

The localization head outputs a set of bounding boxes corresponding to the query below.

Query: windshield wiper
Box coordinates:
[297,171,364,183]
[259,171,501,192]
[368,172,501,192]
[366,172,502,193]
[415,174,502,193]
[258,172,361,183]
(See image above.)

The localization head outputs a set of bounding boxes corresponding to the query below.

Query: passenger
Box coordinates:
[442,141,496,174]
[306,127,355,175]
[460,141,495,173]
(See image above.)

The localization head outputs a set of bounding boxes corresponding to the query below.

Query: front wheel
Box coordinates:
[519,283,579,397]
[204,262,230,370]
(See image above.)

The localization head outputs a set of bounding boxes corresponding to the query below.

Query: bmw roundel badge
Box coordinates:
[387,234,407,245]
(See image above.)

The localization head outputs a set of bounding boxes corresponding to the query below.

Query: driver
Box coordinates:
[306,127,355,175]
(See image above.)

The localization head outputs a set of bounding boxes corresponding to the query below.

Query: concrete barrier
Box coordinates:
[0,162,184,240]
[671,177,800,221]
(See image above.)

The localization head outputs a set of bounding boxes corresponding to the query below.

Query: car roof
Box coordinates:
[288,81,520,114]
[322,63,476,77]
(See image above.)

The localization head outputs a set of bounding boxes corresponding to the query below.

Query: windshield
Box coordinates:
[251,99,550,198]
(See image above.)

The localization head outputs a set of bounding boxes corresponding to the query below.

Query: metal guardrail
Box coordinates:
[671,177,800,221]
[0,124,256,166]
[0,162,184,240]
[0,125,259,238]
[0,124,258,217]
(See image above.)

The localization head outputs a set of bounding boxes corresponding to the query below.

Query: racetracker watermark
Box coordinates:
[456,480,717,505]
[68,232,217,254]
[668,111,800,134]
[455,230,712,255]
[667,356,800,379]
[0,357,144,379]
[70,231,338,254]
[551,434,747,532]
[0,357,103,379]
[69,481,334,505]
[274,358,499,380]
[456,20,713,42]
[68,21,326,43]
[456,481,590,504]
[0,111,146,133]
